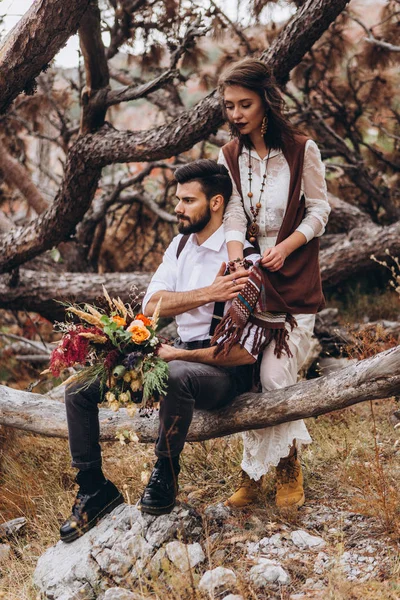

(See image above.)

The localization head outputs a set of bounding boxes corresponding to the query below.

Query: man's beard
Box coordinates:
[177,205,211,234]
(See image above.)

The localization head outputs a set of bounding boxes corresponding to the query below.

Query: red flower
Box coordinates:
[49,325,99,376]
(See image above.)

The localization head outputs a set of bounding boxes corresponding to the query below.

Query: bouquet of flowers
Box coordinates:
[46,287,168,412]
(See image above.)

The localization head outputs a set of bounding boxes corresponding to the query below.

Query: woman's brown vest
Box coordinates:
[222,135,325,314]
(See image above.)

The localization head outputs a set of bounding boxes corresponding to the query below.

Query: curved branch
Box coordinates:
[261,0,350,79]
[0,0,91,113]
[0,144,48,214]
[105,70,180,107]
[320,221,400,287]
[0,345,398,441]
[0,138,102,274]
[0,0,351,272]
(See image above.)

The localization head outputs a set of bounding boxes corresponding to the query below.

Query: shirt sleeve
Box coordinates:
[142,236,180,312]
[295,140,331,243]
[218,148,247,245]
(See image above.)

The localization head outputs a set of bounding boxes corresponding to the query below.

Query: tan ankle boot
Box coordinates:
[275,446,305,509]
[224,470,261,508]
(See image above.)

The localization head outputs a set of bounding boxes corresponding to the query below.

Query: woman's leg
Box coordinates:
[226,315,315,507]
[241,315,315,480]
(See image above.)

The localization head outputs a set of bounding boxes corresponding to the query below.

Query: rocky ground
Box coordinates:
[32,496,400,600]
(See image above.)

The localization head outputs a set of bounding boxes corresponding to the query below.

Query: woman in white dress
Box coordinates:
[216,58,331,509]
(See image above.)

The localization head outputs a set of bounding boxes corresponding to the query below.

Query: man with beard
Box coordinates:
[139,159,261,515]
[59,161,260,543]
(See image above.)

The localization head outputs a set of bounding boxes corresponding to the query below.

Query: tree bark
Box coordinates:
[0,0,91,114]
[320,221,400,288]
[78,0,110,134]
[0,138,101,274]
[1,219,398,318]
[0,0,351,274]
[325,193,373,234]
[0,345,398,441]
[0,270,152,320]
[0,144,48,214]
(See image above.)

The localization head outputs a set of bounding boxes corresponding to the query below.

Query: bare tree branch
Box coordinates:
[1,218,398,317]
[105,69,180,107]
[0,0,91,113]
[79,0,110,134]
[350,14,400,53]
[0,345,398,441]
[0,0,352,273]
[0,142,49,214]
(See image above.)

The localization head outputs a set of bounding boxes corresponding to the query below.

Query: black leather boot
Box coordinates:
[140,456,180,515]
[60,479,124,543]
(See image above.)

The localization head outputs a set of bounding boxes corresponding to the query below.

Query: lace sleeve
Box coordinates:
[295,140,331,243]
[218,149,247,244]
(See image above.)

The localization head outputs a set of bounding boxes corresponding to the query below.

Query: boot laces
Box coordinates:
[278,459,299,485]
[70,496,88,524]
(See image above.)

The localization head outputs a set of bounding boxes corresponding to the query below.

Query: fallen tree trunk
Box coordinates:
[321,221,400,288]
[0,345,398,442]
[325,193,373,233]
[1,219,399,319]
[0,270,152,319]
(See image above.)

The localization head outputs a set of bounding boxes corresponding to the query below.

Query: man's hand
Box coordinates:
[206,262,250,302]
[261,245,287,272]
[157,343,180,362]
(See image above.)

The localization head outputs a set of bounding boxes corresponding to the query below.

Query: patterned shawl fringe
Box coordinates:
[210,263,297,359]
[211,313,296,359]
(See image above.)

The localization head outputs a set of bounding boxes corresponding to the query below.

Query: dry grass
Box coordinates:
[0,395,399,599]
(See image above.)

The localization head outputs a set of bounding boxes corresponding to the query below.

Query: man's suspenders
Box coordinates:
[176,235,225,338]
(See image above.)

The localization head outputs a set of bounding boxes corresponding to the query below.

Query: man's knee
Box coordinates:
[64,380,100,409]
[167,360,193,391]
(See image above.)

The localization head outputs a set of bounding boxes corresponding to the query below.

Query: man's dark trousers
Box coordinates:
[65,349,252,468]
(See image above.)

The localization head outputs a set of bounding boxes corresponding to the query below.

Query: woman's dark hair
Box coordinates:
[218,58,299,151]
[174,159,233,207]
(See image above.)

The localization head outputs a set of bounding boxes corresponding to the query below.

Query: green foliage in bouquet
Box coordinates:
[45,287,168,412]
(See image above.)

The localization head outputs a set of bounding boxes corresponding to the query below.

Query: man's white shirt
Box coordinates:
[142,225,261,357]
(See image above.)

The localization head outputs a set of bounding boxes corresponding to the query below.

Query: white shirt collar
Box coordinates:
[242,147,282,161]
[189,224,225,252]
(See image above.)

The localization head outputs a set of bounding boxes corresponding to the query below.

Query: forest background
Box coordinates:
[0,0,399,598]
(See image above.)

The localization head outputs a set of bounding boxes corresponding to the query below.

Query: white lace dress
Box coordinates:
[218,140,331,480]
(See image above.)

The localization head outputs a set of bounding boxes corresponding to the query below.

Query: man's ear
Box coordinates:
[210,193,224,212]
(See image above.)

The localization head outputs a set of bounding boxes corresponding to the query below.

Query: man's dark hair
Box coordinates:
[174,159,232,207]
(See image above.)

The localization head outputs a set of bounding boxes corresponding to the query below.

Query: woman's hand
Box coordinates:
[260,244,287,272]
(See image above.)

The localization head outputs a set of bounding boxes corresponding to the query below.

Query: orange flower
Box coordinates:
[136,313,152,326]
[127,319,151,344]
[112,315,126,327]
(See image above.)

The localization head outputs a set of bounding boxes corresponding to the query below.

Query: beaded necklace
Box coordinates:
[247,147,271,243]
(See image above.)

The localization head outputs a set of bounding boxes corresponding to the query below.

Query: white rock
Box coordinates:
[269,533,282,547]
[34,504,201,599]
[165,541,205,572]
[340,551,351,562]
[103,589,150,600]
[222,596,244,600]
[246,541,260,556]
[259,537,271,548]
[0,544,11,562]
[148,547,167,575]
[204,503,231,522]
[249,558,290,587]
[290,530,326,549]
[198,566,237,594]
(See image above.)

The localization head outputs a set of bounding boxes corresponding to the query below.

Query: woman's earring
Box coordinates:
[261,115,268,136]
